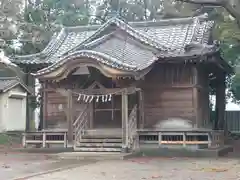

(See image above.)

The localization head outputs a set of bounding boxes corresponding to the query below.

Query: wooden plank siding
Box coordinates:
[140,64,196,128]
[41,63,212,130]
[45,89,68,128]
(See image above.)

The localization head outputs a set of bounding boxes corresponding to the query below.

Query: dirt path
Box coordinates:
[0,152,97,180]
[27,157,240,180]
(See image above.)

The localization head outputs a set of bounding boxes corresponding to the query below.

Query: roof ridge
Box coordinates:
[83,32,115,49]
[129,14,209,27]
[64,17,171,56]
[83,30,160,54]
[0,76,19,80]
[64,24,101,32]
[59,14,209,30]
[13,28,66,60]
[41,29,66,55]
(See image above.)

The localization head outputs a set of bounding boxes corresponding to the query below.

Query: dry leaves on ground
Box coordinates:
[191,167,229,172]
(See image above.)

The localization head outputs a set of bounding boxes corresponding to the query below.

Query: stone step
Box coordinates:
[80,138,122,143]
[74,147,122,152]
[78,143,122,148]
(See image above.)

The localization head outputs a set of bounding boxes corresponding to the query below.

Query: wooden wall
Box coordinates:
[41,63,211,130]
[41,73,135,129]
[140,63,203,128]
[44,88,67,128]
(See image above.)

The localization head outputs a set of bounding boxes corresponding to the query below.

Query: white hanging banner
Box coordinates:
[89,96,94,102]
[77,94,81,101]
[73,87,129,103]
[96,95,99,102]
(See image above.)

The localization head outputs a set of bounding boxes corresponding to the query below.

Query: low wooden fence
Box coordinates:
[22,130,68,148]
[138,129,224,149]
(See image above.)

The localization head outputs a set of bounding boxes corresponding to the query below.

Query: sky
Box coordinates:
[211,95,240,111]
[226,101,240,110]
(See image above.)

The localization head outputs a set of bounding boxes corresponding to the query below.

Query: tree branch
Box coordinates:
[175,0,240,26]
[175,0,224,6]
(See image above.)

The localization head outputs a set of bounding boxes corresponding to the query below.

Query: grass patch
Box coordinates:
[0,134,12,145]
[0,133,22,145]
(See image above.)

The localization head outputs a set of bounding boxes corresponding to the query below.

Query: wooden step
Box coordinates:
[80,138,122,143]
[74,147,122,152]
[82,135,122,139]
[85,129,122,137]
[77,143,122,148]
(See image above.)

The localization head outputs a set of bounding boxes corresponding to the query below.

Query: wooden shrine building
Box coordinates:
[15,14,232,152]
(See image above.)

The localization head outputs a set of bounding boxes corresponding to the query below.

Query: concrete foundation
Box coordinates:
[128,146,234,158]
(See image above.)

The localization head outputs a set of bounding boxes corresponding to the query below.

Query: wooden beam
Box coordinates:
[67,89,74,145]
[47,86,140,95]
[121,91,128,152]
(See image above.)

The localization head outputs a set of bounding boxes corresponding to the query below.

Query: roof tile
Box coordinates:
[11,15,214,65]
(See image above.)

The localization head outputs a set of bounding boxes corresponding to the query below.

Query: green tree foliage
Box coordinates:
[0,0,25,53]
[18,0,92,55]
[2,0,240,101]
[173,1,240,102]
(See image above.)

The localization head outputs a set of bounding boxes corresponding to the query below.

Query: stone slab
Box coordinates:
[50,152,132,160]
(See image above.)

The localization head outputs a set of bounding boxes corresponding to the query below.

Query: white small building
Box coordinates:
[0,77,31,132]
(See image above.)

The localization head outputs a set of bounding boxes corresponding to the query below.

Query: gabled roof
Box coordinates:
[0,77,32,94]
[32,30,161,76]
[11,14,215,65]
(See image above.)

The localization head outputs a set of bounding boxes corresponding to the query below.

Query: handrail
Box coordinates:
[22,131,68,148]
[73,105,88,127]
[127,104,138,150]
[73,104,89,146]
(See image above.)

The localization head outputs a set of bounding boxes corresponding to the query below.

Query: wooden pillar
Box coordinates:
[193,66,200,128]
[67,89,73,145]
[25,67,30,131]
[38,85,43,130]
[42,81,47,130]
[215,72,226,130]
[121,91,128,151]
[139,90,144,129]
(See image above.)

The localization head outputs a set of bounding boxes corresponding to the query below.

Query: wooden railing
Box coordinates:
[210,130,224,148]
[73,104,89,146]
[22,130,68,148]
[127,105,138,150]
[138,129,224,149]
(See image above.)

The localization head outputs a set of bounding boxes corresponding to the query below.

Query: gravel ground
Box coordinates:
[28,157,240,180]
[2,139,240,180]
[0,152,96,180]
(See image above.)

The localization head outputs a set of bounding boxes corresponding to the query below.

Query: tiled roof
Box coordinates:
[0,77,32,94]
[33,32,160,76]
[0,77,19,92]
[12,14,215,66]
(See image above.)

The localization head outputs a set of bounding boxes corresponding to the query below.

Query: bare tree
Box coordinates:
[175,0,240,25]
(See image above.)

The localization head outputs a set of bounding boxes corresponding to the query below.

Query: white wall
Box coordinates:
[0,93,4,132]
[0,85,27,132]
